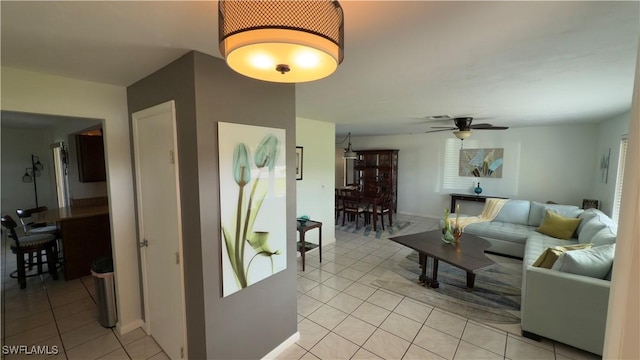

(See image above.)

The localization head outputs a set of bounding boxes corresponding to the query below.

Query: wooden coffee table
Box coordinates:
[390,230,496,290]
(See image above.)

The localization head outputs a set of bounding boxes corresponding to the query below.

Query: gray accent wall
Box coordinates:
[126,51,297,359]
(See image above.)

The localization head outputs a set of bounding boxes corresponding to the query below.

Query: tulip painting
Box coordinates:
[459,148,504,178]
[218,123,287,297]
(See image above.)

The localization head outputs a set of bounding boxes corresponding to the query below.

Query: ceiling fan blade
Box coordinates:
[430,126,458,129]
[477,126,509,130]
[469,123,494,129]
[425,128,456,133]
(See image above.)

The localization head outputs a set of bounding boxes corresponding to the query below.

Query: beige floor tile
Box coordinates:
[461,322,506,356]
[326,292,364,314]
[317,261,346,274]
[505,336,555,360]
[66,332,122,360]
[61,321,111,349]
[366,289,403,311]
[298,352,319,360]
[297,277,320,293]
[351,348,383,360]
[48,287,91,309]
[321,275,354,291]
[297,314,305,323]
[97,347,131,360]
[3,336,64,360]
[146,351,171,360]
[124,336,162,360]
[393,298,433,324]
[454,341,502,360]
[413,325,460,360]
[274,344,307,360]
[296,319,330,351]
[4,322,59,348]
[302,269,334,283]
[52,296,97,321]
[380,313,422,342]
[4,309,55,337]
[333,315,377,346]
[402,344,446,360]
[309,333,359,360]
[356,273,381,288]
[305,284,340,303]
[343,282,377,300]
[426,310,467,338]
[307,304,349,330]
[350,261,377,273]
[351,301,391,327]
[363,328,411,360]
[56,307,99,334]
[297,294,324,317]
[114,328,147,346]
[336,267,366,281]
[4,297,52,316]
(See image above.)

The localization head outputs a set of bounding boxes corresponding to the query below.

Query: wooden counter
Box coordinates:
[32,205,112,280]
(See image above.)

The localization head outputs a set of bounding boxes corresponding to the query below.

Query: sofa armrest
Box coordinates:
[522,266,610,355]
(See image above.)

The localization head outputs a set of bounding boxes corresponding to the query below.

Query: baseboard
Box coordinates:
[262,332,300,360]
[117,319,145,336]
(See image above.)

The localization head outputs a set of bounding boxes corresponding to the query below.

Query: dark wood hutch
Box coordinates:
[353,149,399,212]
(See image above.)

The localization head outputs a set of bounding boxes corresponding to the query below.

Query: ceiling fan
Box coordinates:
[424,117,509,140]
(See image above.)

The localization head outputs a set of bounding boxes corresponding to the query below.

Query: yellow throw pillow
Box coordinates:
[536,210,583,240]
[533,243,593,268]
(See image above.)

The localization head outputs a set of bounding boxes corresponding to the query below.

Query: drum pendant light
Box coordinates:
[219,0,344,83]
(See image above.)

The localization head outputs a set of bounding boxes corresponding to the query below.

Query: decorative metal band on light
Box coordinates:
[219,0,344,83]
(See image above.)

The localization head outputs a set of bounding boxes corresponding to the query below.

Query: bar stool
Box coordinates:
[16,207,62,260]
[1,215,59,289]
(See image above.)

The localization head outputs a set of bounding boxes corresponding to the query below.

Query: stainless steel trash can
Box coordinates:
[91,256,117,328]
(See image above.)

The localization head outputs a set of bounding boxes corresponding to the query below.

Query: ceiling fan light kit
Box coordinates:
[218,0,344,83]
[453,130,472,140]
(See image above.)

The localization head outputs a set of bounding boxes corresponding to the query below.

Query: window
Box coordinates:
[611,137,628,224]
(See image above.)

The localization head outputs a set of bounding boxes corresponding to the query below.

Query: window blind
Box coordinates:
[612,137,628,224]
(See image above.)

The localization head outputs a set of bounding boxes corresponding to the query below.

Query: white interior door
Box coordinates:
[132,101,186,359]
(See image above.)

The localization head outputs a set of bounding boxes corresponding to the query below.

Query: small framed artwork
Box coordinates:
[296,146,303,180]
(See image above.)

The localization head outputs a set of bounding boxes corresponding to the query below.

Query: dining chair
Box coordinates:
[341,190,368,228]
[335,189,345,220]
[368,192,393,230]
[1,215,59,289]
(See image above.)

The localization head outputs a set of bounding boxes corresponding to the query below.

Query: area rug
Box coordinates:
[373,252,522,324]
[335,220,411,239]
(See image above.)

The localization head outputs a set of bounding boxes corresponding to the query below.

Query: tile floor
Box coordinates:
[2,215,602,360]
[1,234,169,360]
[281,214,601,360]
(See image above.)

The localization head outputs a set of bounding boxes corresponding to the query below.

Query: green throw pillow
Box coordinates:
[536,210,582,240]
[532,243,593,268]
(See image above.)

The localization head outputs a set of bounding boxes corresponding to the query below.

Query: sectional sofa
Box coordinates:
[458,199,616,355]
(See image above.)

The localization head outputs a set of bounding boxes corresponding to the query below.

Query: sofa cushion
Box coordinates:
[532,243,593,268]
[462,221,533,244]
[527,202,583,227]
[524,232,579,267]
[494,199,531,225]
[536,210,582,240]
[552,244,616,279]
[578,218,607,244]
[577,209,599,234]
[590,227,616,246]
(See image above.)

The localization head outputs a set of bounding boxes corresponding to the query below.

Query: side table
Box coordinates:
[296,220,322,271]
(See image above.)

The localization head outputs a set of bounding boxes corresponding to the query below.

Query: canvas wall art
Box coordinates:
[459,148,504,178]
[218,122,287,297]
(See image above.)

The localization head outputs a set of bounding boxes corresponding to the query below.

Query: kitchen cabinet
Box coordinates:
[76,134,106,182]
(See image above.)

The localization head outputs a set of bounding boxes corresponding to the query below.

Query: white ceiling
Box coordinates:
[1,1,638,136]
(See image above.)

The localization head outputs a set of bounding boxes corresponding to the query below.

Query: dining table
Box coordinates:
[32,205,112,280]
[338,188,385,231]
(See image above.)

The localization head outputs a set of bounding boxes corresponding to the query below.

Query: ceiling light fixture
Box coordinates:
[337,132,357,159]
[218,0,344,83]
[453,130,472,140]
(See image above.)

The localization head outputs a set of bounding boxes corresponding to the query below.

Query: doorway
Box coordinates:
[132,101,186,359]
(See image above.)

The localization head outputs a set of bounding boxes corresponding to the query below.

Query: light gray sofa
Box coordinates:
[456,200,616,355]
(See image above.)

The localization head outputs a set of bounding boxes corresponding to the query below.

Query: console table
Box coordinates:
[296,220,322,271]
[449,193,508,212]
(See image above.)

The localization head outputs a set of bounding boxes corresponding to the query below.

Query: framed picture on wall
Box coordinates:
[296,146,303,180]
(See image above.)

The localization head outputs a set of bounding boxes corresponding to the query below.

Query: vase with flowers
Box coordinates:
[452,203,463,244]
[441,209,454,244]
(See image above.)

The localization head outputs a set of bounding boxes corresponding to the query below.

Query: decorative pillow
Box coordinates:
[527,202,582,227]
[535,210,583,239]
[532,243,593,269]
[577,209,599,234]
[590,227,616,246]
[494,200,531,225]
[552,244,616,279]
[577,218,607,244]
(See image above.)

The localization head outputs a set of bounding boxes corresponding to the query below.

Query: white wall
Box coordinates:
[0,67,141,334]
[344,123,599,218]
[1,126,57,216]
[593,111,631,216]
[295,117,336,245]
